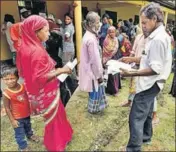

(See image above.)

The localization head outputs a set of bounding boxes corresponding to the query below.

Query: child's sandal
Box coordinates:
[28,135,40,143]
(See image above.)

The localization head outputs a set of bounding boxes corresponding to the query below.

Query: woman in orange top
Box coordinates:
[2,66,39,151]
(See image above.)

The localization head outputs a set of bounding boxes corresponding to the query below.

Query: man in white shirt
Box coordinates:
[119,2,172,151]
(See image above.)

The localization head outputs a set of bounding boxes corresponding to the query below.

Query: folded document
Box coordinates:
[57,58,77,82]
[106,60,135,75]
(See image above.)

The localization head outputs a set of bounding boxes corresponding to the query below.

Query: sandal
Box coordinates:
[28,135,40,143]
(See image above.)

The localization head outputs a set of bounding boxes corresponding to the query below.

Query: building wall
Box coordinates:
[81,2,140,22]
[0,1,174,61]
[0,1,72,61]
[1,33,12,61]
[1,1,20,61]
[46,1,72,21]
[105,6,140,21]
[82,1,98,11]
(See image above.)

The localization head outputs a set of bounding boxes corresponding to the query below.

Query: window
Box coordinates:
[105,10,117,26]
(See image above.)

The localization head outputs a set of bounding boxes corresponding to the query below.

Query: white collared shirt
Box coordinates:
[136,25,172,93]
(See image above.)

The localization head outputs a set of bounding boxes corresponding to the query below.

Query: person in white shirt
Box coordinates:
[119,2,172,151]
[1,14,16,65]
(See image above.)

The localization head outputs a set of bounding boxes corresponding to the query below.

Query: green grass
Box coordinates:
[1,74,175,151]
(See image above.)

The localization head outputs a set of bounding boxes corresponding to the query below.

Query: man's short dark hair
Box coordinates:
[140,2,164,23]
[64,12,73,19]
[4,14,15,23]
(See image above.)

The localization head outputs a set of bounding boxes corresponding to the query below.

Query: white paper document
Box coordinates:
[57,58,77,82]
[106,60,135,75]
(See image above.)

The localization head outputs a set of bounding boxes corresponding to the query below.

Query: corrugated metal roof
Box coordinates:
[149,0,176,10]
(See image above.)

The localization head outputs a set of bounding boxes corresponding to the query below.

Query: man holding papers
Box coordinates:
[119,3,172,151]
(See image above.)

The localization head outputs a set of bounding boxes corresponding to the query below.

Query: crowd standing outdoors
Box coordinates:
[0,1,175,152]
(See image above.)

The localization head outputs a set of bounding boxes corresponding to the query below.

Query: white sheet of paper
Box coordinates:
[57,73,68,82]
[57,58,77,82]
[67,58,77,70]
[106,60,135,75]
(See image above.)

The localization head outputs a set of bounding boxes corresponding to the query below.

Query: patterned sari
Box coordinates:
[10,15,73,151]
[102,28,118,64]
[103,26,119,95]
[28,80,73,151]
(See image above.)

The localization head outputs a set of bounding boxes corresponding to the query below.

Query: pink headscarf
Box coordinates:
[10,23,22,50]
[11,15,49,53]
[10,15,56,95]
[21,15,49,46]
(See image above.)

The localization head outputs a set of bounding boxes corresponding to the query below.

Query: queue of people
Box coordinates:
[0,2,175,152]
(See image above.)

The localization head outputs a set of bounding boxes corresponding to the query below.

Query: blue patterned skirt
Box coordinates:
[88,83,108,113]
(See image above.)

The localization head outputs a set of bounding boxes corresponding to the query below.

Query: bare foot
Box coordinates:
[1,108,6,117]
[152,117,160,126]
[28,135,40,143]
[120,101,131,107]
[113,93,118,97]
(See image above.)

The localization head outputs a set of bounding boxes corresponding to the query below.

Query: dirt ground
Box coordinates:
[1,74,175,151]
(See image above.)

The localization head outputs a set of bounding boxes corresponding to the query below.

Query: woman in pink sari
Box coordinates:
[10,15,73,151]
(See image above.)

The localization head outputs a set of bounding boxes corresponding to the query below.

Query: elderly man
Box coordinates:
[79,11,107,114]
[119,2,172,151]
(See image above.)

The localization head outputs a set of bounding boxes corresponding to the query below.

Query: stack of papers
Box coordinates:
[106,60,135,75]
[57,58,77,82]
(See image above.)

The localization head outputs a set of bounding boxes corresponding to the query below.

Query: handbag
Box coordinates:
[60,76,78,107]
